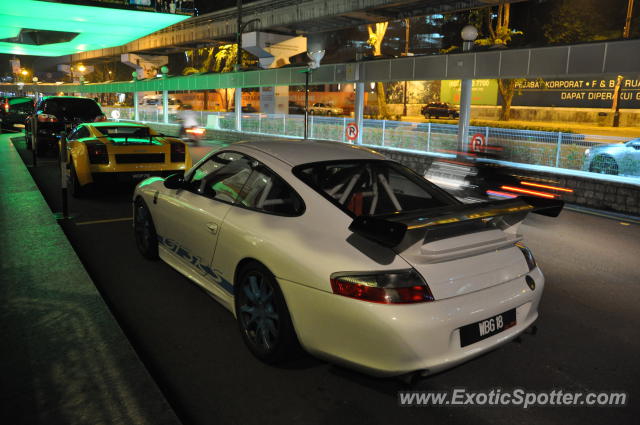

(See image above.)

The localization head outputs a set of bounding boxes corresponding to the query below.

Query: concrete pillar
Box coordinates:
[133,91,139,121]
[242,32,307,69]
[457,79,472,155]
[121,53,168,79]
[235,87,242,131]
[162,90,169,124]
[457,40,474,155]
[354,82,365,145]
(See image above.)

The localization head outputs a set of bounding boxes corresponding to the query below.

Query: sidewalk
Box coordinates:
[0,133,182,425]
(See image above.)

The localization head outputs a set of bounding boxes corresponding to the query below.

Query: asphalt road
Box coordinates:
[10,134,640,425]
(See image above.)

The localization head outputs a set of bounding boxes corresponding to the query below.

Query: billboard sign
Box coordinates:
[441,79,499,106]
[511,77,640,108]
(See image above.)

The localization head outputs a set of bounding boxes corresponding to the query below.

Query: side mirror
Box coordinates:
[164,173,185,189]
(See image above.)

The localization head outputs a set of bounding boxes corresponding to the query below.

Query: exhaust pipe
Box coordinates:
[398,369,430,386]
[513,324,538,344]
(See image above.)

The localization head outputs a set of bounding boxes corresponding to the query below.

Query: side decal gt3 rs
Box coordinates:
[158,235,234,294]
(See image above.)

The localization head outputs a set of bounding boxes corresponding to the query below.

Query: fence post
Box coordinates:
[258,114,262,133]
[485,126,489,145]
[283,113,286,135]
[555,132,563,167]
[427,122,432,153]
[310,114,314,138]
[381,120,386,146]
[342,117,346,143]
[56,130,69,220]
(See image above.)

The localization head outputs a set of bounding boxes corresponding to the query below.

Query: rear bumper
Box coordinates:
[89,170,183,185]
[279,267,544,377]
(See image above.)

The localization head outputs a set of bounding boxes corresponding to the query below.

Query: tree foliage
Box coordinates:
[367,22,392,119]
[474,3,522,47]
[181,44,257,111]
[474,2,523,121]
[542,0,628,44]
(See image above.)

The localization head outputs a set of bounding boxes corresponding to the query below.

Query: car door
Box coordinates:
[154,151,254,294]
[210,161,305,297]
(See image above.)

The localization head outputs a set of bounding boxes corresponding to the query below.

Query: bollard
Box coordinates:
[31,116,37,167]
[58,130,69,220]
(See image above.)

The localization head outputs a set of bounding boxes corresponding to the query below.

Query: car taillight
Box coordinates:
[185,127,205,136]
[515,242,536,271]
[170,142,185,162]
[86,142,109,164]
[3,102,8,113]
[94,114,107,122]
[330,269,433,304]
[37,113,58,123]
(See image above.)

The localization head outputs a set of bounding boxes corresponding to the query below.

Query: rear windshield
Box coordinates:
[42,98,102,119]
[293,160,458,217]
[7,97,33,113]
[95,126,150,138]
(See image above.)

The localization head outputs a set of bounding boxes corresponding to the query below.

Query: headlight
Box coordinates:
[584,148,591,156]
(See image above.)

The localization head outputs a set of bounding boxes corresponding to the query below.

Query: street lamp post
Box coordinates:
[132,71,140,121]
[457,25,478,157]
[236,0,242,71]
[304,69,310,139]
[612,0,635,127]
[304,50,325,140]
[161,66,169,124]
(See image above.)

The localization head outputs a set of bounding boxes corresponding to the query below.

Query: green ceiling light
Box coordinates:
[0,0,188,56]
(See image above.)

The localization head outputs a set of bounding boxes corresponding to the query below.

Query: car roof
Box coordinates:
[236,138,385,166]
[88,122,146,128]
[42,96,94,99]
[42,96,101,103]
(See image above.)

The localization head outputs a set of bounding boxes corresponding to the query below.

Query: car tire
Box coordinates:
[35,137,45,157]
[235,262,300,364]
[589,155,619,175]
[69,163,85,198]
[134,198,159,260]
[25,129,32,150]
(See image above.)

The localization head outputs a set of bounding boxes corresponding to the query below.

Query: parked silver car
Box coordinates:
[309,102,343,116]
[582,138,640,176]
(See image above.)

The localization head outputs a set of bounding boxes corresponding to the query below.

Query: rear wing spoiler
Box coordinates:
[349,196,563,248]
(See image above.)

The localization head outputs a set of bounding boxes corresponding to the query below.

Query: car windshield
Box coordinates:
[293,160,458,217]
[43,98,102,119]
[7,97,33,112]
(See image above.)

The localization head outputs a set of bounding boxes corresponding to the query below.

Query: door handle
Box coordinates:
[206,222,218,234]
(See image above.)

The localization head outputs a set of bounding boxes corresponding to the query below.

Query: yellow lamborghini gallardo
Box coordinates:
[65,122,192,196]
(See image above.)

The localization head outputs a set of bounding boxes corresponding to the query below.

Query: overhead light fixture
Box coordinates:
[0,0,188,56]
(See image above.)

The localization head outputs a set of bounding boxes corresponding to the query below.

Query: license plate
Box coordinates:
[459,309,516,347]
[132,173,151,179]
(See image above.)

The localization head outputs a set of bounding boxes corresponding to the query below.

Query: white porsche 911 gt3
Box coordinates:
[133,139,562,377]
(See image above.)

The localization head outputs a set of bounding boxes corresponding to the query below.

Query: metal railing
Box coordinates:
[102,107,638,179]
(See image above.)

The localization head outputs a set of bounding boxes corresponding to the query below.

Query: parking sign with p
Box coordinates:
[346,122,359,141]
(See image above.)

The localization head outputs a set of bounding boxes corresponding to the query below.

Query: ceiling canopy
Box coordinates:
[0,0,188,56]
